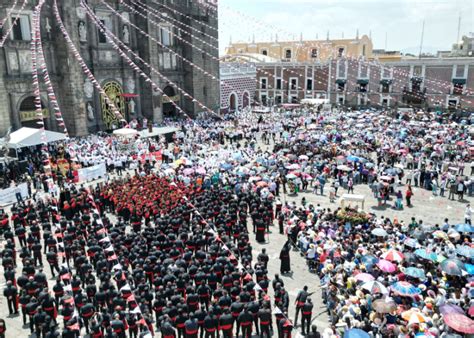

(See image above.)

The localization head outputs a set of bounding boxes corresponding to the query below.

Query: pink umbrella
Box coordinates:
[469,305,474,317]
[183,168,194,176]
[354,273,375,283]
[195,167,206,175]
[381,249,405,262]
[443,313,474,334]
[376,259,397,273]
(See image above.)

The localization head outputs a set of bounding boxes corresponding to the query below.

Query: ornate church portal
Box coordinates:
[100,81,126,129]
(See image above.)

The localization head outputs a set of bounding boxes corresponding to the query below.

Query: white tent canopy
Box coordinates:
[300,98,329,105]
[8,127,67,149]
[113,127,138,137]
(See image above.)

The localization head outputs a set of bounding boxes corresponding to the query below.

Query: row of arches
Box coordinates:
[228,91,250,111]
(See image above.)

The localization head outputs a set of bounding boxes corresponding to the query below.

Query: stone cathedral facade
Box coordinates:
[0,0,220,136]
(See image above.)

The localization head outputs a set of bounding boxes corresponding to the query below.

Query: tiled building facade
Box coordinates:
[0,0,219,136]
[219,62,256,113]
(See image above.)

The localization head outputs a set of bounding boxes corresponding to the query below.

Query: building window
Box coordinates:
[337,82,345,92]
[359,83,367,93]
[362,45,366,56]
[203,86,207,97]
[285,49,292,59]
[275,95,282,104]
[160,25,173,46]
[453,83,464,95]
[261,78,267,89]
[338,47,345,57]
[413,66,422,77]
[276,78,282,90]
[98,20,107,43]
[306,79,313,90]
[411,78,422,92]
[338,97,344,105]
[382,99,388,106]
[10,15,30,41]
[261,94,267,105]
[455,65,465,78]
[290,78,297,90]
[262,49,268,56]
[311,48,318,58]
[381,83,390,93]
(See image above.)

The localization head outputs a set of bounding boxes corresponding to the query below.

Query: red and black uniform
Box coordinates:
[218,312,234,338]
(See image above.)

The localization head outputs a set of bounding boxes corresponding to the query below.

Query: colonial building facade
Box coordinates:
[0,0,220,136]
[254,57,474,110]
[225,34,374,63]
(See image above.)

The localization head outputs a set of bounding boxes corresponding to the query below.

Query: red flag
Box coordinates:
[107,254,118,261]
[64,297,74,305]
[136,318,146,325]
[127,294,135,303]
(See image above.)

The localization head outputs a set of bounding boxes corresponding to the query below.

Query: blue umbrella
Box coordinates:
[390,281,421,296]
[344,328,370,338]
[346,155,360,162]
[455,224,474,233]
[404,267,426,280]
[220,163,233,171]
[440,259,466,276]
[415,248,438,262]
[404,237,420,248]
[361,255,379,267]
[456,245,474,259]
[465,263,474,275]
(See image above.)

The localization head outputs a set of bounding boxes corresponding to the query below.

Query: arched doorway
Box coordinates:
[242,91,250,108]
[163,86,177,117]
[229,93,238,112]
[18,96,48,129]
[100,81,126,130]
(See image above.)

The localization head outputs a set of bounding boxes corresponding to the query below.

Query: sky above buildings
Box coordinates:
[218,0,474,56]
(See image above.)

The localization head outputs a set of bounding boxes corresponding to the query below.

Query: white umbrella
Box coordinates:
[361,281,389,294]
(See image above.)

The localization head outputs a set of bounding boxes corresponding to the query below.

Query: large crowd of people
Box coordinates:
[0,106,473,338]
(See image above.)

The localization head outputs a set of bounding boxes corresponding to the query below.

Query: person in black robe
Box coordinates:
[279,241,291,274]
[255,219,265,243]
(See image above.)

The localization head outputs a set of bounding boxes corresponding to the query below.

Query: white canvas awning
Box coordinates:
[139,127,178,138]
[8,127,67,149]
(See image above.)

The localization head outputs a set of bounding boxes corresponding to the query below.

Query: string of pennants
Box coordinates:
[98,0,227,88]
[35,2,69,137]
[81,0,188,119]
[52,0,126,126]
[0,0,20,30]
[131,0,219,44]
[0,0,28,47]
[121,0,463,112]
[147,0,219,34]
[175,193,290,321]
[213,2,474,98]
[30,0,52,174]
[124,0,218,53]
[84,193,154,338]
[82,0,224,120]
